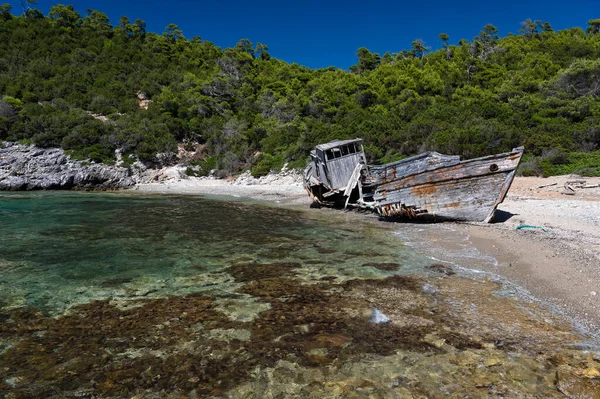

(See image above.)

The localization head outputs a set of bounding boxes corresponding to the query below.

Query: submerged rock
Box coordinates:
[556,368,600,398]
[0,142,135,190]
[206,328,252,342]
[370,308,390,324]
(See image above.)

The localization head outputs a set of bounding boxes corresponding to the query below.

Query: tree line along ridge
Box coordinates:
[1,4,599,177]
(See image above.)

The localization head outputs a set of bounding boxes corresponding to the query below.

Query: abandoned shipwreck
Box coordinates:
[303,139,524,222]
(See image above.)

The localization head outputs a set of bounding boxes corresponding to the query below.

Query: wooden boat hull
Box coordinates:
[369,147,524,222]
[304,144,524,223]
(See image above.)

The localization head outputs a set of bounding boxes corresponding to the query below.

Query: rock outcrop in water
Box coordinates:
[0,142,135,190]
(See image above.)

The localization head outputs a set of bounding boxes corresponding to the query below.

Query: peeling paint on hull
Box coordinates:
[371,149,523,222]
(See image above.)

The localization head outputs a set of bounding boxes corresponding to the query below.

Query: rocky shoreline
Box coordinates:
[0,142,136,191]
[0,142,306,192]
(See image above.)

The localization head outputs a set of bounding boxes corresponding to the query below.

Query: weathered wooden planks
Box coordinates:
[369,152,461,186]
[371,148,523,221]
[324,152,365,190]
[375,171,517,221]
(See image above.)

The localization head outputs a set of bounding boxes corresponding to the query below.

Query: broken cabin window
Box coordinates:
[324,143,362,161]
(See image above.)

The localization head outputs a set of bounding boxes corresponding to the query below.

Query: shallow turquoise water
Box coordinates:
[0,191,429,314]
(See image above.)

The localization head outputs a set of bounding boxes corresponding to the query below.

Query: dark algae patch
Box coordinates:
[361,262,402,271]
[225,262,301,282]
[2,273,600,398]
[1,193,599,398]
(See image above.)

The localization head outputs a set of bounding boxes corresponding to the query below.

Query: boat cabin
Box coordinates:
[310,139,367,191]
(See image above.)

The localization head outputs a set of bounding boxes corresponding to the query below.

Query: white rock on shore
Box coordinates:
[229,170,303,186]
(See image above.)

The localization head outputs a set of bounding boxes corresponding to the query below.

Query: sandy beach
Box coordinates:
[135,173,600,333]
[459,176,600,333]
[135,170,309,205]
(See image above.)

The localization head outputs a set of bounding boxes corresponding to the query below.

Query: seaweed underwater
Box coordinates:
[0,193,599,398]
[2,267,600,398]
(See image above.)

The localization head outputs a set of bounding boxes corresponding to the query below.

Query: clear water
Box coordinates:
[1,192,598,398]
[0,191,428,314]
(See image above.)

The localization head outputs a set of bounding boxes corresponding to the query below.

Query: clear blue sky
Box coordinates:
[6,0,598,69]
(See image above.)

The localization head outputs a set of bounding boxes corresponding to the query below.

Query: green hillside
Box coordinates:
[1,4,599,176]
